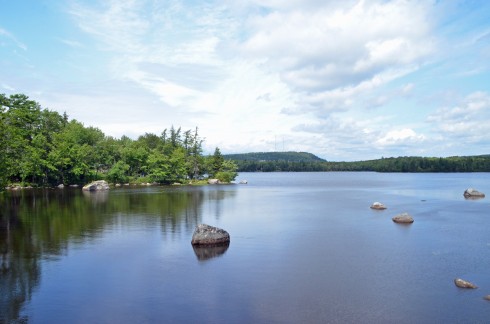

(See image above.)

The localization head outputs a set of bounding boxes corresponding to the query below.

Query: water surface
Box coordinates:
[2,172,490,323]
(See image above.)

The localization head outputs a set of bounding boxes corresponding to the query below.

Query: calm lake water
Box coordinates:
[2,172,490,323]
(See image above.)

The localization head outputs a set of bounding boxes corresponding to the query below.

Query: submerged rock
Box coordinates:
[392,212,414,224]
[454,278,477,289]
[464,188,485,199]
[82,180,110,191]
[191,224,230,246]
[370,202,387,210]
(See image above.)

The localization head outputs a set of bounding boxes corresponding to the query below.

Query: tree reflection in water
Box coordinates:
[0,186,227,323]
[1,194,40,323]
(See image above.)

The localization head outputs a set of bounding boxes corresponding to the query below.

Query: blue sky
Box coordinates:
[1,0,490,161]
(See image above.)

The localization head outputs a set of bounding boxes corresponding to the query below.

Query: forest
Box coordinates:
[0,93,237,189]
[225,152,490,172]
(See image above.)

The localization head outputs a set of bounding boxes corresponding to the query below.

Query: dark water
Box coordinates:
[2,172,490,323]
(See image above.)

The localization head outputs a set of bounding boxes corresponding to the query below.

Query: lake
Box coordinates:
[2,172,490,323]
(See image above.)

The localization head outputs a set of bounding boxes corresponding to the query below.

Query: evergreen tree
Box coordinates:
[210,147,224,176]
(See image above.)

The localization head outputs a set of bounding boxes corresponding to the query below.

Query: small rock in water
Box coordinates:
[191,224,230,246]
[370,202,387,210]
[392,212,414,224]
[464,188,485,198]
[454,278,478,289]
[483,295,490,301]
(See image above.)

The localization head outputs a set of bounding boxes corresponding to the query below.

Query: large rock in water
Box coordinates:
[82,180,110,191]
[392,212,414,224]
[191,224,230,246]
[454,278,478,289]
[464,188,485,198]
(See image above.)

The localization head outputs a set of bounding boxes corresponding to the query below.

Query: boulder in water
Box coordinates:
[82,180,110,191]
[191,224,230,246]
[454,278,477,289]
[392,212,414,224]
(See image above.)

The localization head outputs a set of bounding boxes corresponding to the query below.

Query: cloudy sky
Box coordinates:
[1,0,490,161]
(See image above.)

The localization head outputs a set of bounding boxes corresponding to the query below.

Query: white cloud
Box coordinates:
[241,0,434,94]
[400,83,414,96]
[51,0,487,160]
[1,83,15,91]
[58,38,84,48]
[376,128,426,146]
[0,27,27,51]
[427,91,490,141]
[290,115,388,159]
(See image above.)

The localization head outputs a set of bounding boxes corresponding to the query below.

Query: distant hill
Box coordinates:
[224,151,326,162]
[224,153,490,173]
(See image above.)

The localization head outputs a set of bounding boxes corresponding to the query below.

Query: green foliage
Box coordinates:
[0,96,9,188]
[167,147,188,183]
[0,93,214,189]
[215,171,236,183]
[48,120,105,184]
[210,147,224,176]
[107,161,130,184]
[186,127,204,180]
[210,152,238,182]
[1,93,66,186]
[146,150,169,183]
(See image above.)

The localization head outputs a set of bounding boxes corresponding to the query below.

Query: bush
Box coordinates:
[131,176,151,184]
[107,161,130,184]
[214,171,237,183]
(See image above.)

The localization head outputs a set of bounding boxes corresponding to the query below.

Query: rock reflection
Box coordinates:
[192,242,230,262]
[464,196,485,201]
[82,190,109,204]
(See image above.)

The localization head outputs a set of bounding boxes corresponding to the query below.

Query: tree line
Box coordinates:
[0,93,237,189]
[229,155,490,172]
[224,151,325,163]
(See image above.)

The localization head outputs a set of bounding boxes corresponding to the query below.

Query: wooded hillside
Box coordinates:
[225,153,490,172]
[224,151,326,162]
